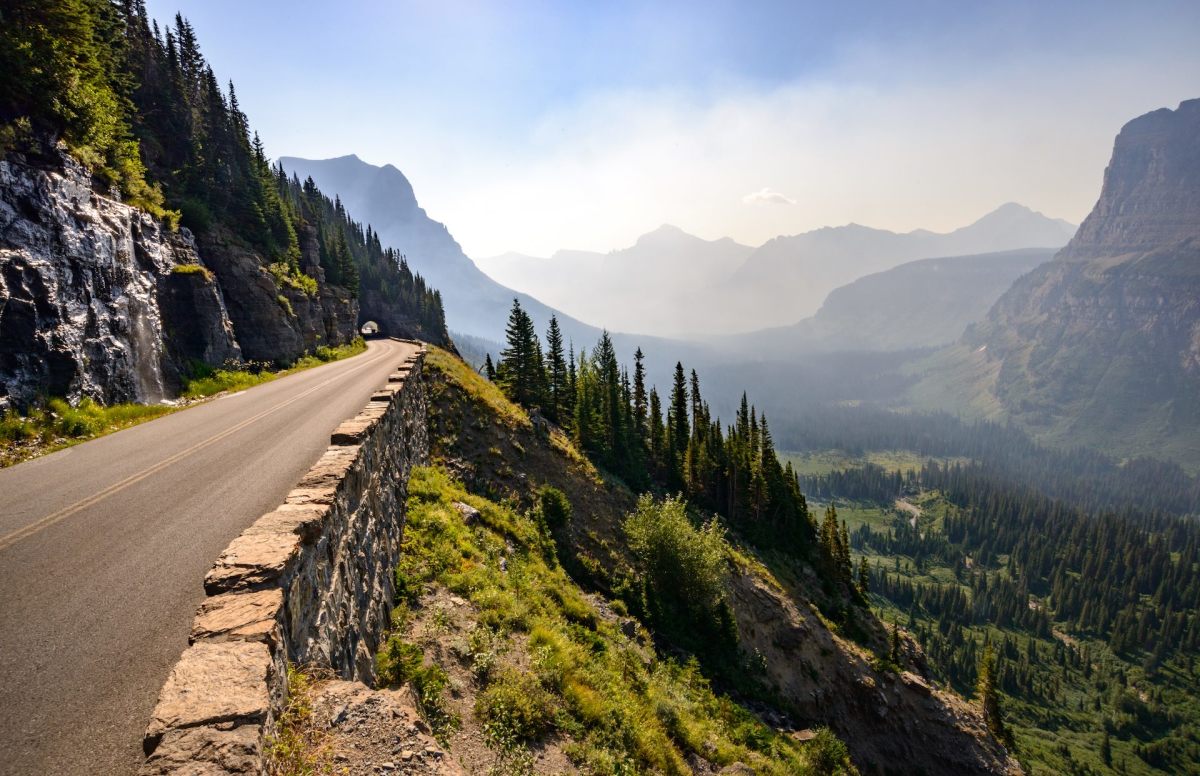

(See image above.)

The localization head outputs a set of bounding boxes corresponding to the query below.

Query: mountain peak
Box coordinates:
[969,202,1058,226]
[632,223,700,249]
[990,201,1034,215]
[952,202,1077,246]
[281,154,419,215]
[1062,97,1200,260]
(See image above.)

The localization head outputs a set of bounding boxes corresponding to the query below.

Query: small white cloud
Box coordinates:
[743,187,796,206]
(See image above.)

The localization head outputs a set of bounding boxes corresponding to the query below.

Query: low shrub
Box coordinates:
[376,636,460,742]
[475,668,558,745]
[804,727,855,775]
[268,261,319,296]
[624,494,738,662]
[263,665,330,775]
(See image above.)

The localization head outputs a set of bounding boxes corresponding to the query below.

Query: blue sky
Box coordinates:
[145,0,1200,257]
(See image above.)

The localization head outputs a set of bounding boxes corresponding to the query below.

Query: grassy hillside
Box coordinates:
[378,465,835,774]
[400,346,1019,775]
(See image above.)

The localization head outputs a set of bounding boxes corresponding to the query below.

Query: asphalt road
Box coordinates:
[0,338,421,776]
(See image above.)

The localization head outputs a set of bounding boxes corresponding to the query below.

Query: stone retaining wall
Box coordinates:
[140,343,429,775]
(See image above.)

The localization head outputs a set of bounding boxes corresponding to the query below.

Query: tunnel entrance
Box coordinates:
[360,320,380,338]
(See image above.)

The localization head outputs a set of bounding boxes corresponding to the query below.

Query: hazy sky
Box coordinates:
[145,0,1200,257]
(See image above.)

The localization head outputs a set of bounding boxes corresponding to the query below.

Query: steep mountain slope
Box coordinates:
[478,225,755,336]
[418,346,1021,774]
[721,248,1055,356]
[279,155,603,346]
[908,98,1200,469]
[726,203,1075,330]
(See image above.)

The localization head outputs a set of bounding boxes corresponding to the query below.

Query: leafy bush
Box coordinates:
[178,198,213,232]
[538,485,572,529]
[624,494,729,620]
[268,261,319,296]
[804,727,855,775]
[376,636,460,742]
[475,668,558,745]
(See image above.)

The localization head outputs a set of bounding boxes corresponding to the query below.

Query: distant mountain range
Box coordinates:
[479,226,755,336]
[908,98,1200,469]
[719,248,1056,356]
[728,203,1076,328]
[480,204,1076,337]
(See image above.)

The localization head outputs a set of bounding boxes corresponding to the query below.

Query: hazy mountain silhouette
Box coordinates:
[480,205,1075,338]
[478,225,754,337]
[720,248,1055,356]
[724,203,1077,330]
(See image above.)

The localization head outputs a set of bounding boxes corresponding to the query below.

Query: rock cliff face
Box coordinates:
[195,225,358,365]
[0,154,361,410]
[0,155,240,409]
[1061,99,1200,260]
[924,99,1200,466]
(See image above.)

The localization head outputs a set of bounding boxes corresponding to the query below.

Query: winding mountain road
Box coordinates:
[0,338,421,776]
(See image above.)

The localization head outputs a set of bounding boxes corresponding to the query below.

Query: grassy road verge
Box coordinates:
[0,338,367,468]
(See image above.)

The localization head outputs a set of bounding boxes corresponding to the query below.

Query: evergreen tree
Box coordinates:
[978,645,1013,749]
[1,0,163,212]
[632,347,648,452]
[544,316,568,424]
[649,387,664,479]
[484,354,496,381]
[667,362,689,487]
[496,299,545,409]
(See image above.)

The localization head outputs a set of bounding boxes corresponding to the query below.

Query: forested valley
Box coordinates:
[800,453,1200,774]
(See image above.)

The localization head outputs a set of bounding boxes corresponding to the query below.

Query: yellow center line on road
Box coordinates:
[0,344,401,553]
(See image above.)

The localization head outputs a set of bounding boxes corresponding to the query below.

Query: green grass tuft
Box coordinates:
[169,262,213,280]
[268,261,320,296]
